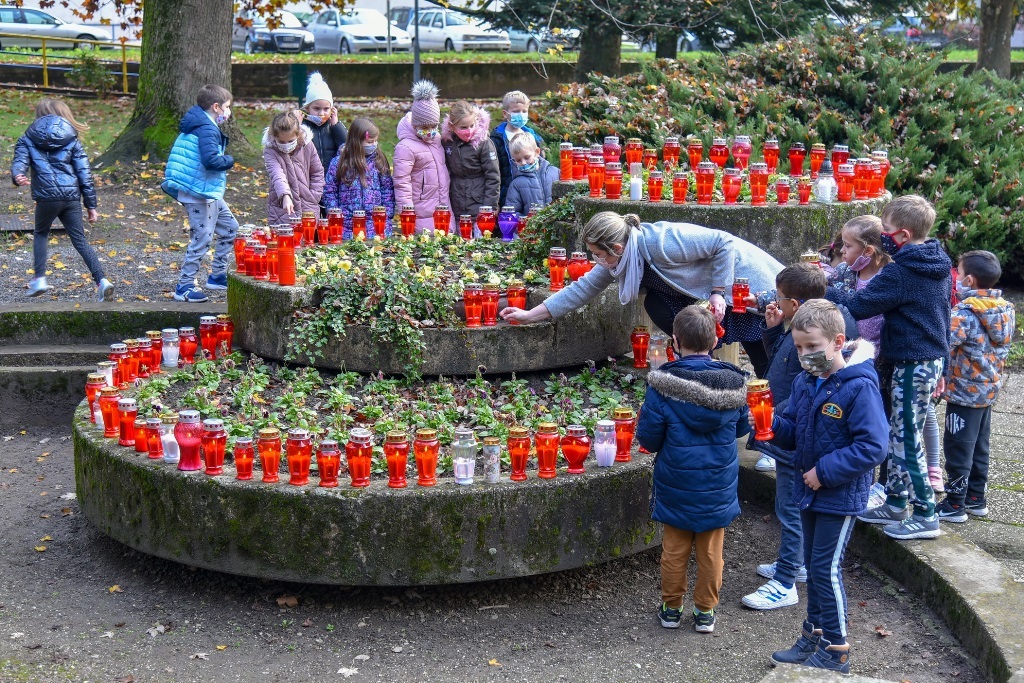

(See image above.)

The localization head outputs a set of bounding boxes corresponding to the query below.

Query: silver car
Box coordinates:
[0,6,109,49]
[310,8,412,54]
[232,10,315,55]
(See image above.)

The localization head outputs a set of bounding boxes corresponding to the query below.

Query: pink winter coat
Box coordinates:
[263,126,324,225]
[393,113,452,233]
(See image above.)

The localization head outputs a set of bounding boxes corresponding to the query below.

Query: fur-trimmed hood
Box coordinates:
[262,124,313,150]
[646,355,747,434]
[441,107,490,148]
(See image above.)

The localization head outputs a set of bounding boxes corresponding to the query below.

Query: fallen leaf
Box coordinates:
[146,624,165,638]
[61,508,73,516]
[40,535,52,542]
[875,625,892,637]
[190,652,209,660]
[302,618,313,628]
[10,632,24,639]
[34,545,46,552]
[276,594,299,608]
[115,676,135,683]
[59,492,76,500]
[216,645,227,651]
[108,585,123,593]
[39,514,50,519]
[488,659,502,666]
[391,646,402,653]
[101,631,114,638]
[337,668,359,677]
[353,654,370,662]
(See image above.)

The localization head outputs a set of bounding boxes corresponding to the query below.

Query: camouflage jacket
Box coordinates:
[943,289,1016,407]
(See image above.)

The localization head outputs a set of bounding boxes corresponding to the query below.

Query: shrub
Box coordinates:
[67,52,117,97]
[539,28,1024,280]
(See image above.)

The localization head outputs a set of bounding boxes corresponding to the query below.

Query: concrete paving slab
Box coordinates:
[759,665,898,683]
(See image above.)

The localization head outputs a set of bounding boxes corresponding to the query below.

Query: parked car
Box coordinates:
[858,15,948,47]
[231,10,315,54]
[391,7,510,52]
[0,6,110,49]
[310,8,411,54]
[637,29,702,54]
[507,26,579,52]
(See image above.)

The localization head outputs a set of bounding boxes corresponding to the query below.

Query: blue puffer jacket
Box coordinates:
[637,355,751,533]
[769,341,888,516]
[161,106,234,201]
[11,115,97,208]
[505,157,558,215]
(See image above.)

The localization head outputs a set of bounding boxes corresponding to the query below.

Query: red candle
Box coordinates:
[121,339,139,383]
[836,163,855,202]
[560,425,590,474]
[464,283,483,328]
[662,136,681,171]
[548,247,567,292]
[672,171,688,204]
[84,373,105,423]
[234,436,254,480]
[199,315,218,360]
[301,210,316,246]
[647,170,664,202]
[216,315,233,356]
[351,210,367,239]
[709,137,729,168]
[631,326,650,368]
[568,252,589,282]
[145,417,163,460]
[749,162,769,206]
[831,144,850,168]
[535,422,559,479]
[642,147,658,170]
[763,138,780,174]
[572,147,587,180]
[267,239,279,283]
[345,428,372,488]
[414,428,439,486]
[203,419,227,476]
[276,226,296,286]
[117,398,137,448]
[328,208,343,243]
[258,427,281,483]
[605,162,623,199]
[482,283,500,326]
[625,138,644,166]
[687,138,704,171]
[559,142,574,181]
[384,431,409,488]
[233,226,251,274]
[747,379,775,440]
[872,150,890,193]
[506,280,527,310]
[459,214,473,240]
[178,327,198,366]
[853,158,872,200]
[316,217,330,244]
[433,204,451,235]
[776,177,791,204]
[255,243,270,280]
[146,330,163,376]
[398,205,417,237]
[252,226,269,245]
[243,239,258,274]
[477,205,496,236]
[613,407,635,462]
[99,387,120,437]
[288,215,303,247]
[316,440,340,487]
[372,205,388,237]
[507,426,530,481]
[798,175,812,205]
[286,427,312,486]
[603,135,621,164]
[731,135,752,171]
[175,410,203,472]
[696,161,716,205]
[810,143,827,179]
[788,142,806,175]
[732,278,750,313]
[722,167,742,205]
[587,155,605,198]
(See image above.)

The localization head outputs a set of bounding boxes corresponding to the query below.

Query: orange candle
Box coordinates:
[234,436,254,480]
[413,428,439,487]
[316,440,341,487]
[482,283,500,326]
[560,425,590,474]
[613,407,635,462]
[535,422,559,479]
[346,428,372,488]
[286,427,312,486]
[384,431,409,488]
[464,283,483,328]
[559,142,573,181]
[747,379,775,440]
[258,427,281,483]
[507,426,531,481]
[202,419,227,476]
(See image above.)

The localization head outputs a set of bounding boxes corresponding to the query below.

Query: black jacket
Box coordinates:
[11,115,97,208]
[304,119,348,173]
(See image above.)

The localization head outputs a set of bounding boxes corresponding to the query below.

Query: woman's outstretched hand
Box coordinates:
[500,305,549,325]
[708,292,726,323]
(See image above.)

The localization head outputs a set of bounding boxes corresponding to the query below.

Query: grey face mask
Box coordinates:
[798,350,834,376]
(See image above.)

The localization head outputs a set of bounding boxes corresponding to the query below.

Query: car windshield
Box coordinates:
[446,13,466,26]
[251,11,303,29]
[347,9,388,27]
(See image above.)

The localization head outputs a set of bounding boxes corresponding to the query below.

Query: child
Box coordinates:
[505,133,559,216]
[262,111,324,227]
[636,305,751,634]
[817,230,844,278]
[767,300,888,674]
[299,72,348,178]
[12,98,112,301]
[743,263,859,612]
[161,84,238,303]
[489,90,544,206]
[441,101,499,227]
[936,250,1015,522]
[324,117,395,239]
[831,215,888,350]
[845,195,952,539]
[393,80,451,234]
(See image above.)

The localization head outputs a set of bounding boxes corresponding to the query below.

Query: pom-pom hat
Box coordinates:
[304,71,333,107]
[410,80,441,127]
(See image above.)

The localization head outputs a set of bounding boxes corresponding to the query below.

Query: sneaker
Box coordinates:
[757,561,808,583]
[742,579,799,610]
[867,482,887,510]
[883,514,941,540]
[857,503,910,525]
[658,602,683,629]
[692,608,716,633]
[755,455,776,472]
[936,499,968,523]
[771,620,821,666]
[96,278,114,302]
[27,276,51,297]
[174,284,209,303]
[206,273,228,290]
[965,496,989,517]
[802,636,851,674]
[928,466,945,492]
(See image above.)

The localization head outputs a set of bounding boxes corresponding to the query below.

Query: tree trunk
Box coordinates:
[977,0,1017,78]
[100,0,247,164]
[655,30,679,59]
[574,21,622,82]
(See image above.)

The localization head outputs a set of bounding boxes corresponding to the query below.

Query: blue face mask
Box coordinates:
[518,161,538,173]
[880,231,903,257]
[508,112,528,129]
[364,144,377,156]
[305,114,324,126]
[955,279,969,298]
[215,114,228,125]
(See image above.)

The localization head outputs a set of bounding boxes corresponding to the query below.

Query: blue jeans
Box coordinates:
[178,198,238,288]
[802,510,855,645]
[774,461,804,585]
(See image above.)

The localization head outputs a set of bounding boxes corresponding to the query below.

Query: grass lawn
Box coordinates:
[945,49,1024,61]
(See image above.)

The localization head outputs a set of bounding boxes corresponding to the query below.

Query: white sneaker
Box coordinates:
[755,455,776,471]
[27,276,51,297]
[97,278,114,302]
[756,561,807,583]
[742,579,799,610]
[867,482,887,510]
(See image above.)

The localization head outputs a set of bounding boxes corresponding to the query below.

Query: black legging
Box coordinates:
[644,291,770,378]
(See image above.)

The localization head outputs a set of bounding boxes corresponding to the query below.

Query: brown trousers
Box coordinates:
[661,524,725,612]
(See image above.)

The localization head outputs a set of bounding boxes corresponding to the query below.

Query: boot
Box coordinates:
[771,620,820,665]
[802,636,851,674]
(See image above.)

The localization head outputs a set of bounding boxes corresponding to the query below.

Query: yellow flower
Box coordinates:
[486,272,501,285]
[355,233,366,242]
[339,260,352,272]
[482,230,492,239]
[448,244,459,254]
[421,265,434,279]
[471,252,483,262]
[404,256,416,269]
[523,269,537,280]
[462,268,476,280]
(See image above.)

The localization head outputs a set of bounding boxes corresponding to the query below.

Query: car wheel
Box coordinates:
[526,38,539,52]
[75,34,97,50]
[340,38,351,54]
[444,38,455,52]
[244,37,255,55]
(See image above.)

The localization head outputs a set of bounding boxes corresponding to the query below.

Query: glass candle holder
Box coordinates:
[709,138,728,168]
[589,142,603,158]
[836,163,855,202]
[463,283,483,328]
[625,138,644,166]
[568,252,589,282]
[288,214,303,246]
[642,147,658,170]
[809,142,827,178]
[145,417,164,460]
[400,204,417,236]
[372,205,388,237]
[160,413,179,464]
[559,142,573,181]
[630,326,650,368]
[831,144,850,168]
[108,342,128,386]
[233,435,254,480]
[145,330,163,375]
[498,206,518,241]
[747,379,775,440]
[535,422,559,479]
[383,431,409,488]
[594,420,616,467]
[175,410,203,471]
[732,278,750,313]
[286,427,312,486]
[99,387,121,438]
[351,210,367,240]
[243,239,258,274]
[327,208,343,243]
[506,279,527,311]
[776,177,791,204]
[202,419,227,476]
[482,435,501,484]
[452,426,477,485]
[123,338,141,382]
[648,333,668,370]
[117,398,137,447]
[482,283,500,326]
[258,427,281,483]
[763,138,780,174]
[560,425,590,474]
[85,373,105,423]
[216,315,234,356]
[316,439,340,487]
[346,428,372,488]
[731,135,752,170]
[507,426,530,481]
[477,205,496,235]
[458,214,473,240]
[96,360,117,390]
[178,327,198,366]
[136,338,152,379]
[695,161,716,205]
[749,162,769,206]
[572,147,587,180]
[722,167,742,205]
[316,217,330,244]
[788,142,806,175]
[613,406,636,462]
[133,418,149,454]
[687,138,704,170]
[852,158,872,200]
[199,315,218,360]
[605,162,623,200]
[233,226,251,274]
[672,171,688,204]
[276,226,297,286]
[662,136,680,171]
[647,170,664,202]
[254,242,269,280]
[414,428,439,487]
[548,247,567,292]
[252,226,269,245]
[433,204,452,235]
[301,210,317,245]
[587,156,605,198]
[798,175,812,205]
[599,135,619,165]
[872,149,890,187]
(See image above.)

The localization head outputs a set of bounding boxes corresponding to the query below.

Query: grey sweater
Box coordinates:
[544,221,784,319]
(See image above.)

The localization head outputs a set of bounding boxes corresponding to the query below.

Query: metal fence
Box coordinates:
[0,32,135,94]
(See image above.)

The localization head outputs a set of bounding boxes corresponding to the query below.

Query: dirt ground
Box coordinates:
[0,426,984,683]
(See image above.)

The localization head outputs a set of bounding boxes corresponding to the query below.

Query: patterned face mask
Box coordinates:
[798,349,834,376]
[416,128,439,141]
[880,231,903,256]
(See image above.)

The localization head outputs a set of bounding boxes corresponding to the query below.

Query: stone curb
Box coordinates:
[739,452,1024,683]
[0,366,92,428]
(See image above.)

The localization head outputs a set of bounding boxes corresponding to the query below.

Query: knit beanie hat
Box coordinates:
[410,80,441,127]
[304,71,333,107]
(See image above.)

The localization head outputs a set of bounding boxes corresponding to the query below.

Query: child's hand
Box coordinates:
[14,174,29,186]
[764,302,785,328]
[329,107,339,126]
[803,467,822,491]
[87,208,98,223]
[282,195,295,215]
[933,377,946,398]
[747,411,756,428]
[708,292,726,322]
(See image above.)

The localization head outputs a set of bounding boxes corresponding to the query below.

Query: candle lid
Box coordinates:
[301,210,316,218]
[160,412,178,425]
[613,407,635,419]
[465,282,482,290]
[178,410,200,423]
[146,417,163,427]
[801,252,821,263]
[790,142,806,149]
[747,379,770,391]
[100,386,120,396]
[373,205,387,213]
[818,160,834,176]
[349,428,372,443]
[664,136,679,143]
[110,343,127,353]
[811,142,826,150]
[200,316,217,325]
[712,137,726,145]
[352,210,366,217]
[276,225,293,235]
[454,427,475,440]
[86,372,106,383]
[687,137,703,145]
[327,207,342,215]
[483,282,500,291]
[723,167,741,176]
[415,428,437,439]
[627,137,642,143]
[319,439,339,449]
[596,419,615,429]
[649,170,663,178]
[237,225,253,236]
[508,279,524,288]
[549,247,567,257]
[401,204,415,212]
[385,431,408,443]
[871,150,888,159]
[508,426,529,438]
[500,205,516,213]
[117,398,136,408]
[179,326,195,335]
[776,177,791,186]
[258,427,280,438]
[643,147,656,153]
[832,144,849,152]
[483,436,500,446]
[253,243,267,253]
[122,339,139,348]
[697,161,717,171]
[573,146,586,152]
[673,170,687,178]
[537,422,558,434]
[604,135,620,143]
[632,325,649,334]
[234,435,253,444]
[764,138,779,146]
[734,135,751,143]
[204,419,225,430]
[734,277,749,284]
[287,427,310,439]
[566,424,587,437]
[750,162,768,172]
[146,330,162,340]
[606,162,622,171]
[478,206,494,213]
[97,361,116,369]
[589,144,603,153]
[288,214,302,223]
[137,338,152,348]
[560,141,573,149]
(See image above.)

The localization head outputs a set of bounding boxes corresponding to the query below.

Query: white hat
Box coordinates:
[304,71,333,107]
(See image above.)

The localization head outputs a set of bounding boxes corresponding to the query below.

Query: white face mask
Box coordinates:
[276,139,298,154]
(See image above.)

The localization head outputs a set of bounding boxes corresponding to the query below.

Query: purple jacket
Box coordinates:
[262,127,324,225]
[323,150,395,239]
[393,113,452,233]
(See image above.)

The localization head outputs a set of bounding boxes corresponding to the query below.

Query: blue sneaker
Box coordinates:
[174,284,209,303]
[658,602,682,629]
[771,620,820,666]
[802,636,851,674]
[692,608,715,633]
[206,273,228,290]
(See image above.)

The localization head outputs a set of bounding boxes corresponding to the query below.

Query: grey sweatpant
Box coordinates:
[177,198,238,288]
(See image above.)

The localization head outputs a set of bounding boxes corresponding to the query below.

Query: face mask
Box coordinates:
[364,144,377,156]
[955,279,969,298]
[849,254,872,272]
[305,114,324,126]
[518,161,538,173]
[276,139,297,154]
[215,114,228,125]
[416,128,439,141]
[455,128,474,143]
[880,231,903,256]
[798,349,834,376]
[508,112,528,129]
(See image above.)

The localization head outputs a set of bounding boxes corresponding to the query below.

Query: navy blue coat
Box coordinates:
[769,344,888,516]
[831,239,952,364]
[11,115,97,208]
[637,355,751,533]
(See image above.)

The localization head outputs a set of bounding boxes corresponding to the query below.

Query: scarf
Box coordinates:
[608,227,644,305]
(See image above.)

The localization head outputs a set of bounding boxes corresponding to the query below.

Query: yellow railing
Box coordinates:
[0,31,131,93]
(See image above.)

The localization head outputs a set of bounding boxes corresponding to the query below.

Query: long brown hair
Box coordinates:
[335,117,390,186]
[35,98,88,133]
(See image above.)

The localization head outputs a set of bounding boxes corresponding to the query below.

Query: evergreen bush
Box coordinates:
[539,28,1024,279]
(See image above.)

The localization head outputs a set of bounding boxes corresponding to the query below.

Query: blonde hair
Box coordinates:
[581,212,641,253]
[842,214,890,270]
[502,90,530,110]
[881,194,936,240]
[34,98,88,133]
[448,101,476,126]
[270,111,300,138]
[792,299,845,340]
[508,132,539,156]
